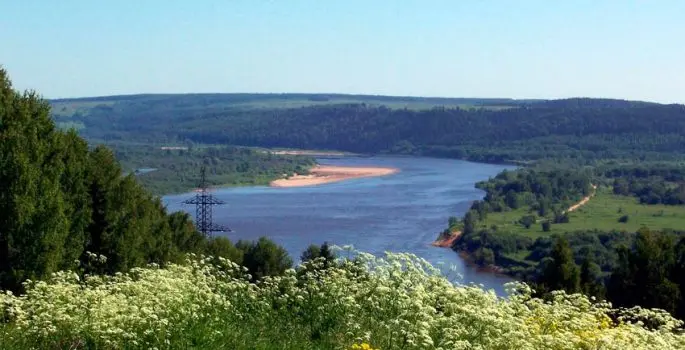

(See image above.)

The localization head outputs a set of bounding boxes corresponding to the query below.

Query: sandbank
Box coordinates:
[270,165,398,188]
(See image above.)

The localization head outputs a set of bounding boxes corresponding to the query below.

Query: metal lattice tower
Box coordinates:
[182,166,231,236]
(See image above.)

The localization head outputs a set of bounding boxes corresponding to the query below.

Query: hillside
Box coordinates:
[50,94,685,163]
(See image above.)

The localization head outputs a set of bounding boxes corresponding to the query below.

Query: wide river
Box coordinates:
[163,156,516,295]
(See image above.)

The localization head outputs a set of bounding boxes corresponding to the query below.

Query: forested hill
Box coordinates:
[51,94,685,162]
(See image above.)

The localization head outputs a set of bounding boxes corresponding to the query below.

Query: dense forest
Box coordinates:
[113,144,315,194]
[601,163,685,205]
[0,69,299,293]
[52,95,685,163]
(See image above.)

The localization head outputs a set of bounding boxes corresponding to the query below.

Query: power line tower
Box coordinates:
[182,165,231,236]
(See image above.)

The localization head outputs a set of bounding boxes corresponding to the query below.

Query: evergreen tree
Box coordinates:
[301,242,336,268]
[238,237,293,281]
[0,68,71,289]
[608,228,681,315]
[579,254,604,298]
[674,237,685,319]
[0,67,266,291]
[462,211,477,234]
[301,244,321,263]
[539,237,580,293]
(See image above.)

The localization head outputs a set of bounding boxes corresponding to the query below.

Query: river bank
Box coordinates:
[270,165,399,187]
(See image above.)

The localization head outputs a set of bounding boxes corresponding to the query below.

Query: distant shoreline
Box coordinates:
[267,150,356,157]
[270,165,399,188]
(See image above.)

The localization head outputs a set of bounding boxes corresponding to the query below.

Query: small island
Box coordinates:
[270,165,399,187]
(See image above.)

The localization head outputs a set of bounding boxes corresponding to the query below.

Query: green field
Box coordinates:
[477,187,685,239]
[49,94,516,119]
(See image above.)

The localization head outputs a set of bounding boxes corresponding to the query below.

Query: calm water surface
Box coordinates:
[163,156,516,295]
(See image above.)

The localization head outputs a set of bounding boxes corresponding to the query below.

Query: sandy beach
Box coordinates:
[269,150,352,157]
[270,165,399,188]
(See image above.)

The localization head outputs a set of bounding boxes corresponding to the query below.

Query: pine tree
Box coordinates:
[579,253,604,298]
[0,67,232,290]
[540,237,580,293]
[608,228,681,315]
[0,68,71,289]
[239,237,293,281]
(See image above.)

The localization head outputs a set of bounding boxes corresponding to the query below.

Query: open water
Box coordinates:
[163,156,516,295]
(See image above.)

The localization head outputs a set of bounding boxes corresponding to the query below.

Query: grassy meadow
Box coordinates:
[476,187,685,239]
[49,94,516,119]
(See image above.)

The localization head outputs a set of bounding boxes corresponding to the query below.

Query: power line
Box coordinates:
[182,165,231,236]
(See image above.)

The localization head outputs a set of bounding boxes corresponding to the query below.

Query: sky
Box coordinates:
[1,0,684,103]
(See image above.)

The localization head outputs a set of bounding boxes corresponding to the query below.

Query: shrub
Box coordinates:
[618,215,630,223]
[1,250,684,349]
[474,247,496,266]
[519,215,536,229]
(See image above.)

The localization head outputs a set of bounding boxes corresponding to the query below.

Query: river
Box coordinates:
[163,156,516,295]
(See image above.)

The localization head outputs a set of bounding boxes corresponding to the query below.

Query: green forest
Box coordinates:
[51,94,685,164]
[0,69,298,294]
[114,144,315,194]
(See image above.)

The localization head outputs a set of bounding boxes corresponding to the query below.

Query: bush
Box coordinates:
[236,237,293,281]
[554,213,570,224]
[1,251,683,349]
[542,221,551,232]
[618,215,630,223]
[519,215,536,229]
[474,247,496,266]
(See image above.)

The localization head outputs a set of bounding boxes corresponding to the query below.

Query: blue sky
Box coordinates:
[1,0,683,102]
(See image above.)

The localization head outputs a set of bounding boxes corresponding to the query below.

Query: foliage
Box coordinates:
[236,237,293,282]
[0,68,293,293]
[301,242,336,267]
[114,144,315,195]
[50,94,685,164]
[204,237,244,266]
[519,215,536,229]
[538,238,580,294]
[603,163,685,205]
[1,67,200,291]
[607,228,683,316]
[2,251,685,349]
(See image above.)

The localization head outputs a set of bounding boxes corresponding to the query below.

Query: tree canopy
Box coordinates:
[0,68,293,291]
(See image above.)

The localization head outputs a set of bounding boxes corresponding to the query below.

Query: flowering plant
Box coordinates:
[1,250,684,349]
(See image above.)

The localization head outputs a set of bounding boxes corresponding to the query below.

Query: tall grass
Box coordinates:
[2,249,684,349]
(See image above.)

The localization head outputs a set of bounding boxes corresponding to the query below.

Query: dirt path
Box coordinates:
[565,184,597,213]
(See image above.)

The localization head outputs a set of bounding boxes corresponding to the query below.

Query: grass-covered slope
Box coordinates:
[2,251,684,349]
[476,188,685,239]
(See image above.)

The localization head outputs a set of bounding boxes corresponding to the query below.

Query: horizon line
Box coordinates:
[47,92,677,105]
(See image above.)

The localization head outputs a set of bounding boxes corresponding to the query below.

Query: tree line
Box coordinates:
[0,68,327,292]
[52,96,685,164]
[113,144,315,195]
[535,229,685,321]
